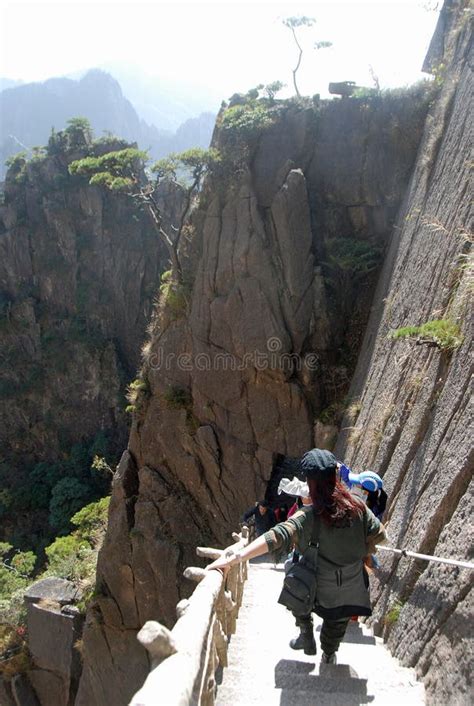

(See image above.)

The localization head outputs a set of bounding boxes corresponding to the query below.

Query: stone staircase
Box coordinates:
[215,558,425,706]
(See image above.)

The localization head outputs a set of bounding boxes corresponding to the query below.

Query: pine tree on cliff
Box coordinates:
[69,140,220,284]
[282,16,332,97]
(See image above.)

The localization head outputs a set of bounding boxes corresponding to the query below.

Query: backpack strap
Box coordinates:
[308,512,321,548]
[303,513,320,570]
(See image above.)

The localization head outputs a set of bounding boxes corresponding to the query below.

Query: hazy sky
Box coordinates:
[1,0,440,101]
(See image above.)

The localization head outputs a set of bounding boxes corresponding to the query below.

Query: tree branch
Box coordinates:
[140,191,183,282]
[1,560,29,579]
[175,176,199,256]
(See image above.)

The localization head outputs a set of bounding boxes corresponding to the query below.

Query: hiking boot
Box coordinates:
[321,652,337,665]
[290,627,316,655]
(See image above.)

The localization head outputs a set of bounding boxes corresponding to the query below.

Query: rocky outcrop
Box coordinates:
[27,604,83,705]
[0,144,167,545]
[24,578,80,607]
[336,2,473,703]
[20,578,85,706]
[75,72,434,705]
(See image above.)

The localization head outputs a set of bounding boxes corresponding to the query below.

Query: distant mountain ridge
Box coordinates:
[0,78,24,92]
[93,63,222,131]
[0,69,216,178]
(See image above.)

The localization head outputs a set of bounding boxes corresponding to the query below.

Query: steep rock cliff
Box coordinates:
[0,140,167,545]
[336,2,473,703]
[75,83,434,705]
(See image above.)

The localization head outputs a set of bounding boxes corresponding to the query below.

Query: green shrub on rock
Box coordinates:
[10,551,36,577]
[4,152,27,184]
[159,275,189,318]
[221,102,274,136]
[43,535,94,583]
[324,238,382,279]
[390,318,463,351]
[44,534,89,567]
[0,544,36,628]
[43,495,110,582]
[71,496,110,542]
[384,599,404,626]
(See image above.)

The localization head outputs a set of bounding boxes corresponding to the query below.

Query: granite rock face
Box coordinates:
[26,671,68,706]
[336,3,473,703]
[0,146,168,542]
[26,603,83,706]
[19,578,85,706]
[75,66,433,706]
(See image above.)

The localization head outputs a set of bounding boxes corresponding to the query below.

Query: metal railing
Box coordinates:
[130,526,250,706]
[376,544,474,571]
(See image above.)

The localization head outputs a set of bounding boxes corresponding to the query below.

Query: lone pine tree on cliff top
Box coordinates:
[282,16,332,98]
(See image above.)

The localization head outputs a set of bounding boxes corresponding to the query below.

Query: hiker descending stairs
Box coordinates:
[215,557,425,705]
[131,450,472,705]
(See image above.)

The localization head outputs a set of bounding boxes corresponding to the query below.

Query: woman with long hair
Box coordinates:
[206,448,386,664]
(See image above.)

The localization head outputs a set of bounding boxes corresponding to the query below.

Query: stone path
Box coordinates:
[215,558,425,706]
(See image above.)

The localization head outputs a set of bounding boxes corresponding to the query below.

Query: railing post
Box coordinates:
[137,622,177,670]
[200,615,218,706]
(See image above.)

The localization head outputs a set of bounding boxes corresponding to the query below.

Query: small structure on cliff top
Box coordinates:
[328,81,358,97]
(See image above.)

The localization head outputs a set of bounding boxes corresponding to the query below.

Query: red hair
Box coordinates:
[307,472,365,527]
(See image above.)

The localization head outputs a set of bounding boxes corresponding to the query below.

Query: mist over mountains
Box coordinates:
[93,62,223,131]
[0,68,218,178]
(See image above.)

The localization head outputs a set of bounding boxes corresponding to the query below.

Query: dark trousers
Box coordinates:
[295,614,350,655]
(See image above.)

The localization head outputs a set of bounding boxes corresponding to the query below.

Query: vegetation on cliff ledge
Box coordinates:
[389,318,464,350]
[0,494,110,678]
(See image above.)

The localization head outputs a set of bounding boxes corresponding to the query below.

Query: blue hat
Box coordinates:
[348,470,383,492]
[300,448,337,479]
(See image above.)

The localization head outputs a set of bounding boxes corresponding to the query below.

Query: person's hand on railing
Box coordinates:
[205,556,231,576]
[206,547,242,576]
[207,534,270,576]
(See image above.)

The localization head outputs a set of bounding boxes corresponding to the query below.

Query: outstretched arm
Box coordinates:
[206,534,269,574]
[206,510,306,574]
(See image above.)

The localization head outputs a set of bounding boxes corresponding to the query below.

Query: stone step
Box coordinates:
[215,560,425,706]
[216,683,425,706]
[221,659,420,686]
